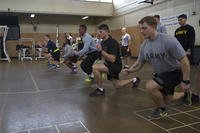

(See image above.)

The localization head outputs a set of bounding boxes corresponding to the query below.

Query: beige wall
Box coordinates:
[20,24,97,34]
[0,0,113,16]
[3,0,200,58]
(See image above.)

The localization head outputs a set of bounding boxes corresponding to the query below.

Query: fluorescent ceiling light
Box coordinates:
[30,14,35,18]
[82,16,89,19]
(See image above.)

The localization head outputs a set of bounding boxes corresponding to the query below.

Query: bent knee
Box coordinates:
[92,64,99,70]
[145,80,160,93]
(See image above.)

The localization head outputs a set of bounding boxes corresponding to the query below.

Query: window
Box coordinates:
[85,0,99,1]
[100,0,112,2]
[85,0,112,3]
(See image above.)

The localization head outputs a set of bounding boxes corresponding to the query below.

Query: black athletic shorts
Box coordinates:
[51,51,60,61]
[121,46,130,57]
[104,63,122,80]
[153,69,183,96]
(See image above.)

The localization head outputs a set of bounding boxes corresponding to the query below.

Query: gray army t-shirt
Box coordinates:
[138,33,186,74]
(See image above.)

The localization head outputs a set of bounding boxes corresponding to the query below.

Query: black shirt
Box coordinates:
[101,36,122,71]
[175,24,195,51]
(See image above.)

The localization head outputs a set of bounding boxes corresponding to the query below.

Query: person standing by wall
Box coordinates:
[175,14,195,63]
[153,15,167,34]
[121,27,132,68]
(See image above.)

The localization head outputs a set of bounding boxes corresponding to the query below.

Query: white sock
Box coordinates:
[98,87,104,91]
[72,63,77,67]
[132,77,137,83]
[89,73,94,78]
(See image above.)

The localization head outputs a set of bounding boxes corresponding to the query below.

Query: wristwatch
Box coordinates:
[182,80,190,85]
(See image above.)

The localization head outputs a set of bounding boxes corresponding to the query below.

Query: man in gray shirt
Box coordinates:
[124,16,192,118]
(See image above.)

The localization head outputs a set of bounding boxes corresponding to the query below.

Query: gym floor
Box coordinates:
[0,59,200,133]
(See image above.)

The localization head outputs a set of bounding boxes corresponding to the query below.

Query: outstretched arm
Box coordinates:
[124,59,145,74]
[180,56,190,90]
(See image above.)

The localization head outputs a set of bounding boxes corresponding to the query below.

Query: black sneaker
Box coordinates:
[182,89,192,105]
[192,94,200,104]
[132,77,140,88]
[89,88,105,97]
[147,107,168,119]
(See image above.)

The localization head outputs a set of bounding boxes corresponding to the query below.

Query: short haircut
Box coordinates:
[154,15,160,19]
[79,24,87,31]
[121,27,126,30]
[98,24,110,32]
[138,16,157,26]
[178,14,187,19]
[45,34,50,39]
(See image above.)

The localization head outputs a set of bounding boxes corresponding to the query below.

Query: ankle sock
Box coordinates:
[98,87,104,91]
[89,73,94,78]
[132,77,137,83]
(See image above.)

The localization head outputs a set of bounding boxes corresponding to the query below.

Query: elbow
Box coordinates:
[110,58,116,63]
[110,56,116,63]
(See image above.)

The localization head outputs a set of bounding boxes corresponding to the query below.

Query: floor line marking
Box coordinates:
[55,125,60,133]
[28,71,40,92]
[0,93,8,132]
[134,105,200,133]
[57,121,80,126]
[168,121,200,131]
[79,121,91,133]
[168,106,200,120]
[134,112,171,133]
[0,85,85,95]
[12,121,81,133]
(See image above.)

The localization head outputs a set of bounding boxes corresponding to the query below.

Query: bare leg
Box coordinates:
[92,64,109,88]
[146,80,165,107]
[111,78,133,89]
[165,92,184,103]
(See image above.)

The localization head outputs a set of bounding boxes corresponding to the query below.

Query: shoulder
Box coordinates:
[175,26,182,31]
[140,40,147,49]
[110,37,119,44]
[83,33,93,41]
[160,33,177,43]
[125,33,131,37]
[187,24,195,30]
[187,24,194,28]
[47,40,53,45]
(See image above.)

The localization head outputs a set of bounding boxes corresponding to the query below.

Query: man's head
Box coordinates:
[138,16,157,39]
[97,24,110,40]
[178,14,187,26]
[44,34,50,42]
[153,15,160,24]
[121,27,127,35]
[79,24,87,36]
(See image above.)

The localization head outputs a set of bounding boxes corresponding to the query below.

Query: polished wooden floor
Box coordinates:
[0,59,199,133]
